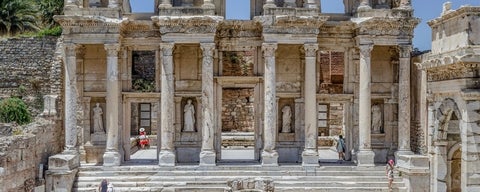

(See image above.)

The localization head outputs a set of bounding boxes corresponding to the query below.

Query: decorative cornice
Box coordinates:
[255,15,329,34]
[120,20,159,38]
[152,16,223,34]
[54,15,121,34]
[418,46,480,69]
[428,6,480,27]
[216,20,262,38]
[425,62,479,82]
[354,17,419,36]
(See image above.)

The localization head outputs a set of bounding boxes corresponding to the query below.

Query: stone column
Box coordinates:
[264,0,276,8]
[199,43,216,166]
[64,44,79,153]
[158,0,172,8]
[261,43,278,166]
[396,45,413,156]
[108,0,119,8]
[304,0,318,9]
[159,43,176,166]
[103,44,121,166]
[357,44,375,166]
[202,0,215,8]
[47,44,80,175]
[357,0,371,11]
[302,43,319,166]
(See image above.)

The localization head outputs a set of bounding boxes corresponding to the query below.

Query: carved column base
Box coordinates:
[103,151,121,166]
[263,4,276,9]
[357,5,372,12]
[159,150,176,166]
[357,150,375,166]
[261,150,278,166]
[302,149,319,166]
[199,150,216,166]
[79,146,87,164]
[201,3,215,9]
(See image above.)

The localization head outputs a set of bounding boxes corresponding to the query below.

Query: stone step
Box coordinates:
[73,187,227,192]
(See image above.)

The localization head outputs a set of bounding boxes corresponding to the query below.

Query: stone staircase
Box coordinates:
[73,164,406,192]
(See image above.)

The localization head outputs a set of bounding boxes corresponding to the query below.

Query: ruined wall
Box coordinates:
[0,119,63,192]
[221,88,255,132]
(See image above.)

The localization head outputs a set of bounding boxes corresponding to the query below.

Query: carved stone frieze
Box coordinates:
[355,17,419,36]
[153,16,223,34]
[427,63,479,82]
[54,16,121,34]
[216,20,262,38]
[256,15,328,34]
[120,21,160,38]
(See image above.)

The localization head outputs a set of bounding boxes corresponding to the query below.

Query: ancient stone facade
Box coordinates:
[52,0,419,165]
[417,5,480,192]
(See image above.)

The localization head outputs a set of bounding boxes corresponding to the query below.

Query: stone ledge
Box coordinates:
[397,154,429,174]
[48,153,80,171]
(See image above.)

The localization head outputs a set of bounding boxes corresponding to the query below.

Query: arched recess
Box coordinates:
[434,98,461,141]
[447,142,462,192]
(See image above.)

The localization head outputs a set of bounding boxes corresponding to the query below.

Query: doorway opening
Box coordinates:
[127,102,159,164]
[220,88,256,161]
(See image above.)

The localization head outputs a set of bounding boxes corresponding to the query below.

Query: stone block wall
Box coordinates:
[0,119,63,192]
[0,37,61,115]
[221,88,255,132]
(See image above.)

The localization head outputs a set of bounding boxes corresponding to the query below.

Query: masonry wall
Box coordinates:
[0,37,61,115]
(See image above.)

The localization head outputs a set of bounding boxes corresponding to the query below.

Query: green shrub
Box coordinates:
[0,97,32,125]
[36,26,62,37]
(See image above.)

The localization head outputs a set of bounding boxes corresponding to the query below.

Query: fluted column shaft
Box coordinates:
[397,45,412,153]
[302,44,319,166]
[261,43,279,166]
[159,43,176,166]
[357,44,375,166]
[199,43,216,166]
[64,43,79,152]
[103,44,121,166]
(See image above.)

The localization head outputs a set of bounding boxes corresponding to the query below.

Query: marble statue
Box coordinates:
[371,104,382,133]
[281,105,292,133]
[93,103,104,133]
[183,99,195,132]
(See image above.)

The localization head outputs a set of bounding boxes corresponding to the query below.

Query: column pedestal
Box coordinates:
[159,151,176,166]
[103,151,121,166]
[261,151,279,166]
[302,149,319,166]
[357,150,375,166]
[199,151,216,166]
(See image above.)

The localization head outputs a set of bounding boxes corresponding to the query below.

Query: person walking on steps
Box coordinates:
[386,159,395,191]
[98,179,108,192]
[336,135,346,162]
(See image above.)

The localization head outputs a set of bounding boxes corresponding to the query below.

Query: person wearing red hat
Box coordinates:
[386,159,395,191]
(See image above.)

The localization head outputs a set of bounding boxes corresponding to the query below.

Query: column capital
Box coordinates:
[397,45,412,58]
[202,0,215,9]
[359,44,373,57]
[158,0,172,8]
[200,43,216,56]
[304,43,318,57]
[161,43,175,56]
[262,43,278,57]
[399,0,412,10]
[65,43,80,57]
[357,0,371,11]
[104,44,120,56]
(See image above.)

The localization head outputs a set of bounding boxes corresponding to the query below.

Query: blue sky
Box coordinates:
[129,0,480,51]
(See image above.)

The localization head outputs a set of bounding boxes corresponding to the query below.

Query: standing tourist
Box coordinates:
[386,159,395,191]
[336,135,345,161]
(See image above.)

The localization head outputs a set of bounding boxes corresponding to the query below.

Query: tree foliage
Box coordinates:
[37,0,63,28]
[0,0,40,35]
